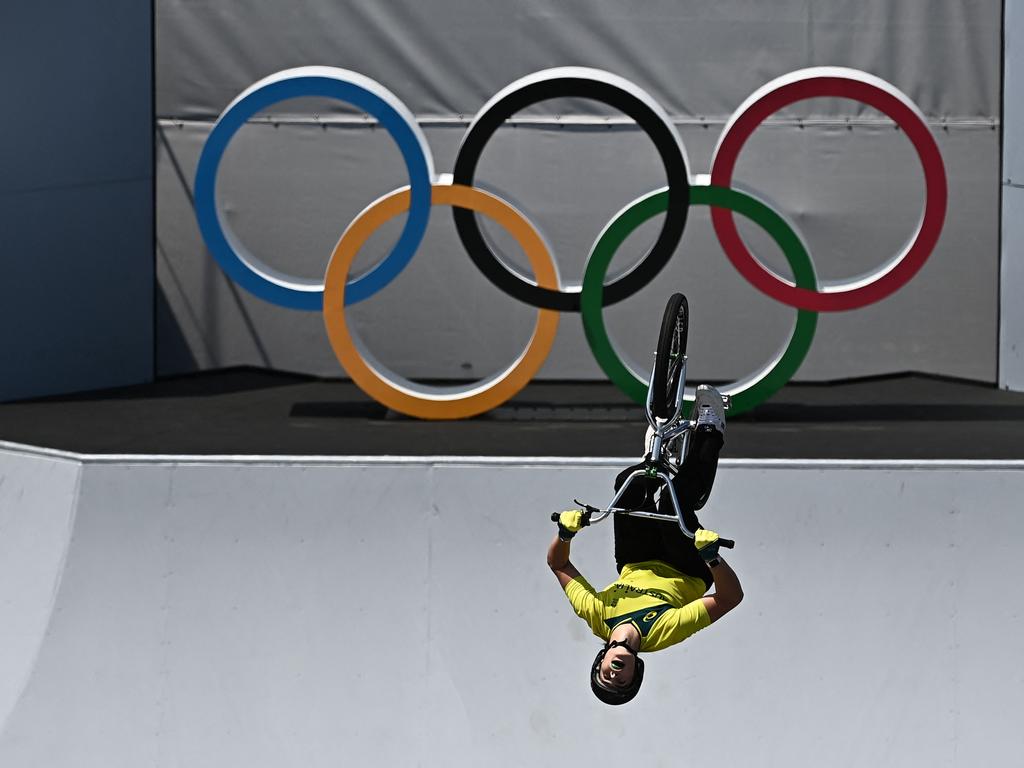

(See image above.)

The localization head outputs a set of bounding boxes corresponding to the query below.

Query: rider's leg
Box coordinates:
[610,473,715,588]
[611,385,725,580]
[610,440,719,582]
[651,386,727,585]
[661,413,725,524]
[677,384,727,511]
[668,423,724,514]
[611,465,662,574]
[647,428,723,589]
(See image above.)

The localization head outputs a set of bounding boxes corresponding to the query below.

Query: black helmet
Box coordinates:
[590,639,645,705]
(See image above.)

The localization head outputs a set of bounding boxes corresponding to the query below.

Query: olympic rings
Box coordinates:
[196,65,947,420]
[581,185,818,417]
[194,66,435,310]
[452,67,691,312]
[710,67,947,311]
[322,183,560,420]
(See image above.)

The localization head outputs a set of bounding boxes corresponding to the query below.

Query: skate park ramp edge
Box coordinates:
[1,440,1022,767]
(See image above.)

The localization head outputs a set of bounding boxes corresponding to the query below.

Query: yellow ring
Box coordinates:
[323,183,561,420]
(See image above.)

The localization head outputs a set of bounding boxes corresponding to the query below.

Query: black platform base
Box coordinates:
[2,369,1023,459]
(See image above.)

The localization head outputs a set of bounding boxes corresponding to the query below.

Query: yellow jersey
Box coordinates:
[564,560,712,652]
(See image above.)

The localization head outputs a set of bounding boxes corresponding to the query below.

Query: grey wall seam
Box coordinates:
[151,0,158,385]
[155,116,1001,129]
[998,0,1007,388]
[1,175,153,199]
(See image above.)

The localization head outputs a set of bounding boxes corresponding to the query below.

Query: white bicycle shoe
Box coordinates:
[693,384,726,435]
[644,384,726,466]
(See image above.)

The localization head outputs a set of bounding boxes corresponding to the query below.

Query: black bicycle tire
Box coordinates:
[651,293,688,418]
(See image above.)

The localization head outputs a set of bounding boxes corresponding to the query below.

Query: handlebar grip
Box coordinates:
[552,510,594,525]
[719,538,735,549]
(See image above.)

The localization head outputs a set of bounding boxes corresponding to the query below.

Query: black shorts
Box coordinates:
[612,427,723,589]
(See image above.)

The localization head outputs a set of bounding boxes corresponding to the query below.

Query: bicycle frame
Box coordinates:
[587,354,697,537]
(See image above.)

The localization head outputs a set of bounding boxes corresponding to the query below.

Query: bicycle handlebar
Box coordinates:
[551,511,735,549]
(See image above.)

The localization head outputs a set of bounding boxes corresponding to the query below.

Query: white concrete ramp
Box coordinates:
[1,442,1022,766]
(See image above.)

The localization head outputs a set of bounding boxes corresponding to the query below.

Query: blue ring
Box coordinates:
[194,72,433,310]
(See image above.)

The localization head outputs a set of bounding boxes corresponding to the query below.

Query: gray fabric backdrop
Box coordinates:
[156,0,1001,384]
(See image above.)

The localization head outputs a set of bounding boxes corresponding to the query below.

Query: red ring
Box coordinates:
[709,68,947,312]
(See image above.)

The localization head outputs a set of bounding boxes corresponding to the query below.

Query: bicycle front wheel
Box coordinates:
[651,293,688,418]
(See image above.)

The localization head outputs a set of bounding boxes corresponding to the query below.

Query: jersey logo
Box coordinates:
[605,603,671,637]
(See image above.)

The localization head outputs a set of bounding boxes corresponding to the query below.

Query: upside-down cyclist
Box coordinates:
[546,385,744,705]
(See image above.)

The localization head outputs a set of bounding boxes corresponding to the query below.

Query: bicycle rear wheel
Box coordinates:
[651,293,688,418]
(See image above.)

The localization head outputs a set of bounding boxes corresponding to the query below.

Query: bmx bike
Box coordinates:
[555,293,734,548]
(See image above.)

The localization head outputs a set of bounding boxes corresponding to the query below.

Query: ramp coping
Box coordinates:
[3,440,1024,470]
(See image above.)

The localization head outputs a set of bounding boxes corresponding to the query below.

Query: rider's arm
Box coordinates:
[550,536,606,635]
[547,533,584,589]
[700,556,744,623]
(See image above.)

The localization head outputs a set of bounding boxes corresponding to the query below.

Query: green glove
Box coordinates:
[552,509,590,541]
[694,528,722,564]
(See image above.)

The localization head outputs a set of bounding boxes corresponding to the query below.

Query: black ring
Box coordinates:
[452,72,691,311]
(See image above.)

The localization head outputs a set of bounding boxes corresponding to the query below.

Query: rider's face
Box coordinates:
[599,646,636,687]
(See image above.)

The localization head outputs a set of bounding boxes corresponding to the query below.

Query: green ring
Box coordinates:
[581,185,818,417]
